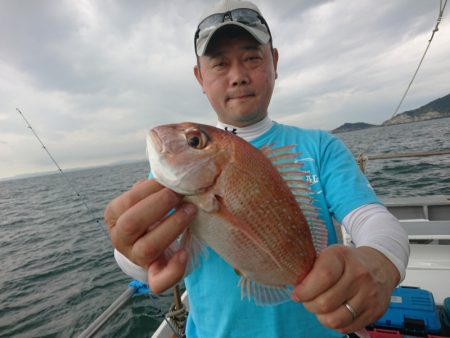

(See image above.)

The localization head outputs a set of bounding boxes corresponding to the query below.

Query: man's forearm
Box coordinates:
[342,203,410,282]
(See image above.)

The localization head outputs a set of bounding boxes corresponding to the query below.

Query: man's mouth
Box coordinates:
[227,92,255,101]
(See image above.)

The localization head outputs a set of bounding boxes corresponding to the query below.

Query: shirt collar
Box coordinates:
[215,116,273,142]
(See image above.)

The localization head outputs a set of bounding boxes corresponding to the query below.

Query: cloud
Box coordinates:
[1,0,449,178]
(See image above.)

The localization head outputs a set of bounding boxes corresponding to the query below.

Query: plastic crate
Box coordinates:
[374,286,441,335]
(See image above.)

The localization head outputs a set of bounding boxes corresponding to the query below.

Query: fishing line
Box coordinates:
[360,0,447,157]
[16,108,105,233]
[17,108,182,336]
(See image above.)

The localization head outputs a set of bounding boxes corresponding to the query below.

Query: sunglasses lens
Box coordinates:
[198,13,224,32]
[195,8,271,55]
[198,9,262,33]
[231,9,261,26]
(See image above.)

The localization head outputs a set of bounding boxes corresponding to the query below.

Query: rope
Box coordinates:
[388,0,447,123]
[165,302,188,337]
[360,0,447,158]
[146,292,187,338]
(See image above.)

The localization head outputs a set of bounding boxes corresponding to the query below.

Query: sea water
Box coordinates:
[0,118,449,337]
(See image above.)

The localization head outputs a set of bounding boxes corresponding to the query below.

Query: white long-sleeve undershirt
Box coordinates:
[114,248,148,283]
[341,204,409,281]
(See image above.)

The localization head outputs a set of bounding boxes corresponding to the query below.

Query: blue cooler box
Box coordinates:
[374,286,441,335]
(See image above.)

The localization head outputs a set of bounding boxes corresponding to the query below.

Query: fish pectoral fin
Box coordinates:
[195,193,220,213]
[179,229,208,276]
[238,277,291,306]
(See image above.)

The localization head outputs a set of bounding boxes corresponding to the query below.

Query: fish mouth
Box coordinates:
[149,129,163,153]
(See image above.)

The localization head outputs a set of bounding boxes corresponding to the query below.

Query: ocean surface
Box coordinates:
[0,118,449,338]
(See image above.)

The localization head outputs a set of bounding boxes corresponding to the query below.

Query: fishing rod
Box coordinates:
[16,108,103,229]
[16,108,186,337]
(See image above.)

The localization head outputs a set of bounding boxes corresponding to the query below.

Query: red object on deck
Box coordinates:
[368,328,402,337]
[368,328,450,338]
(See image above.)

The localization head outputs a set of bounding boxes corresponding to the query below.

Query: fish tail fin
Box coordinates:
[238,277,291,305]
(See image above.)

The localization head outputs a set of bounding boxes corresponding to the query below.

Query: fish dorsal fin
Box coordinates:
[261,144,328,253]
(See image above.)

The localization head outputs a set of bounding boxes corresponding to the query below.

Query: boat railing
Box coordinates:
[356,148,450,173]
[77,286,135,338]
[77,281,187,338]
[340,195,450,244]
[77,281,149,338]
[384,195,450,240]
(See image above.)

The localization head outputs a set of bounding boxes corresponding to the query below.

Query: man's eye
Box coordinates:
[245,56,261,62]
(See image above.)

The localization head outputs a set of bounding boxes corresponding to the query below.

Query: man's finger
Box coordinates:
[104,179,165,230]
[148,250,188,293]
[132,203,197,265]
[291,245,346,302]
[112,187,182,249]
[301,260,358,315]
[315,295,365,332]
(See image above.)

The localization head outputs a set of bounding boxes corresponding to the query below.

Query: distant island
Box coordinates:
[332,92,450,133]
[332,122,378,133]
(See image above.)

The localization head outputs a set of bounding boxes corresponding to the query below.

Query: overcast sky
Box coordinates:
[1,0,449,179]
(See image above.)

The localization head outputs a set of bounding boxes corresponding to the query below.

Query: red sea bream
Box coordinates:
[146,122,327,305]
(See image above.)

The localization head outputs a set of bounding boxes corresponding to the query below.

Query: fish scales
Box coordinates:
[215,141,315,282]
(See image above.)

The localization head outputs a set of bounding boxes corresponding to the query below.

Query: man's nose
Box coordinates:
[230,62,249,86]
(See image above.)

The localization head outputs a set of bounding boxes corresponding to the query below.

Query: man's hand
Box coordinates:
[291,245,400,334]
[104,179,197,293]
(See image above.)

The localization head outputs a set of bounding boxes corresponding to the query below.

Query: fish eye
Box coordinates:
[186,129,208,149]
[188,136,200,147]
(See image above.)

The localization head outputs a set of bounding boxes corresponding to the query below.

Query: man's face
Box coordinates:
[194,31,278,127]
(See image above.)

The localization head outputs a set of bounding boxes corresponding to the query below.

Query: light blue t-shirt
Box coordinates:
[183,122,380,338]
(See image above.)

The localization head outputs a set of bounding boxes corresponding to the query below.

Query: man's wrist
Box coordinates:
[356,246,400,288]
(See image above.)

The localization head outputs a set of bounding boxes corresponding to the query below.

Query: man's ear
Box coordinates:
[272,48,279,79]
[193,64,205,92]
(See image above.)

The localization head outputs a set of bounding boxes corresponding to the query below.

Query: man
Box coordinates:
[105,0,410,337]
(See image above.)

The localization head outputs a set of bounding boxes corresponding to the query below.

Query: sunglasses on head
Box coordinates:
[194,8,272,55]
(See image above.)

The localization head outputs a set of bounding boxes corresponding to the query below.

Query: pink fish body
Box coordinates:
[147,122,327,304]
